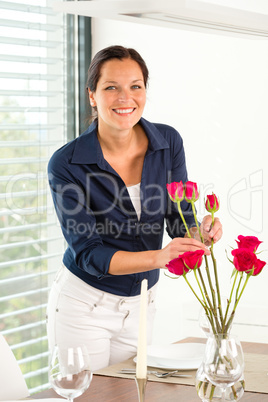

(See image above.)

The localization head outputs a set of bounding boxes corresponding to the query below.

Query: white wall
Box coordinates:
[91,18,268,343]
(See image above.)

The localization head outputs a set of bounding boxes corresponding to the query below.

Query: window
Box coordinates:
[0,0,75,393]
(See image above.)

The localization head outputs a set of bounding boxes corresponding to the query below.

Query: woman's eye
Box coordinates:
[132,85,141,89]
[105,86,116,90]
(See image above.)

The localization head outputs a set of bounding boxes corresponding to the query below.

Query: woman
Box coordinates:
[47,45,222,371]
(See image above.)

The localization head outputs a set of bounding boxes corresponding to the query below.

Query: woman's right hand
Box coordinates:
[154,237,210,269]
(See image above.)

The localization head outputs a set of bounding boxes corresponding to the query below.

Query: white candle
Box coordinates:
[136,279,148,379]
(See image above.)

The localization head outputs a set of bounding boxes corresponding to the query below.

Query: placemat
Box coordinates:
[95,352,268,394]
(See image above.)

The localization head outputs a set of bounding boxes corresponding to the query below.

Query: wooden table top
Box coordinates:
[34,337,268,402]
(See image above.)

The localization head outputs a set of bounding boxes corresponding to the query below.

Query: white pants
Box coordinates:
[46,265,157,371]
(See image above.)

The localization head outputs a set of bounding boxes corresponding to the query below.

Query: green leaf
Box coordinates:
[164,272,181,279]
[225,249,234,264]
[230,268,237,279]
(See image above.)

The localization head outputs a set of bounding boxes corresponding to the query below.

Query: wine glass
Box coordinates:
[49,344,93,402]
[203,334,244,401]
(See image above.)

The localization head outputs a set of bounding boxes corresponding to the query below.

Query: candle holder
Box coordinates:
[135,377,148,402]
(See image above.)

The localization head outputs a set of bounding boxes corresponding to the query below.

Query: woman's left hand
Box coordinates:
[200,215,222,246]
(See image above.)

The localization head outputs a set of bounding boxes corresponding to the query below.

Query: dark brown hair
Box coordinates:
[86,45,149,122]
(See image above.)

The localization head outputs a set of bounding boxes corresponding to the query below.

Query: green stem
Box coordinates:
[231,385,238,400]
[210,246,223,326]
[177,201,191,238]
[196,269,213,311]
[196,268,221,333]
[183,275,206,308]
[210,211,215,251]
[184,274,217,336]
[225,311,235,334]
[235,274,244,302]
[225,273,251,331]
[209,384,216,400]
[207,210,223,327]
[194,269,207,305]
[222,271,238,332]
[189,201,218,318]
[191,200,204,242]
[204,306,217,333]
[204,254,218,321]
[194,271,216,331]
[233,273,251,312]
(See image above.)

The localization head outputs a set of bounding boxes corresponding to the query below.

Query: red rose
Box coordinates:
[166,256,190,276]
[166,250,204,276]
[231,248,266,276]
[181,250,204,270]
[231,248,256,273]
[235,235,262,253]
[184,181,199,202]
[205,193,220,213]
[251,258,266,276]
[166,181,184,202]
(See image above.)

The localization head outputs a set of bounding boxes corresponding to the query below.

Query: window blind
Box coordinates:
[0,0,75,394]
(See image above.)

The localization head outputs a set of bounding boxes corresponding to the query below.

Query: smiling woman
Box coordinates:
[46,45,222,372]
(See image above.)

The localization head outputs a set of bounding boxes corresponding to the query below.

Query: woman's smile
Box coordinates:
[113,107,136,115]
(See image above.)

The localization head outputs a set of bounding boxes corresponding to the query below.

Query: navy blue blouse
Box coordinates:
[48,117,196,296]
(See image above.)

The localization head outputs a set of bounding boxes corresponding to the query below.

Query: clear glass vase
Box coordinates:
[196,306,245,401]
[195,364,245,401]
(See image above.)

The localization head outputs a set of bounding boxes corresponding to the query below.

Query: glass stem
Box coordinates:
[222,387,226,402]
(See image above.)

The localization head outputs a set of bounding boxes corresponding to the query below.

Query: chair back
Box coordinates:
[0,333,29,400]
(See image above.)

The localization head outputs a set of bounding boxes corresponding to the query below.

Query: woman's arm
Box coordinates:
[109,236,211,275]
[109,213,223,275]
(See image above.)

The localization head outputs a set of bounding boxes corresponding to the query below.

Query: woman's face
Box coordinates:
[89,58,146,134]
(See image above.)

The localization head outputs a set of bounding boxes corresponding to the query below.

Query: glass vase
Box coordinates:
[195,364,245,401]
[196,306,245,401]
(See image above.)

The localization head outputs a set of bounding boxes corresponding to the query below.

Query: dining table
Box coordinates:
[33,337,268,401]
